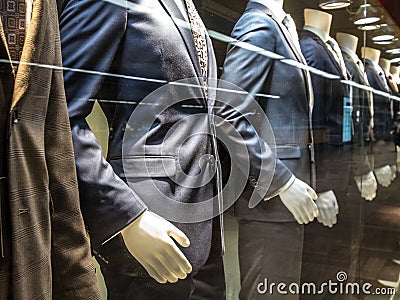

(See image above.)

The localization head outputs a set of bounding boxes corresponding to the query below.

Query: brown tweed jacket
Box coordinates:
[0,0,101,298]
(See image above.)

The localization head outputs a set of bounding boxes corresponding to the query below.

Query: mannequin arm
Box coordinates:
[315,190,339,227]
[354,171,377,201]
[121,211,192,284]
[374,165,392,187]
[278,178,318,224]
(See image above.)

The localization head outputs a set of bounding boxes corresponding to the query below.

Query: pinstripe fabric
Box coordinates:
[0,0,101,298]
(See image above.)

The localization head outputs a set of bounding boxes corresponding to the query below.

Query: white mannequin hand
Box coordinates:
[315,190,339,227]
[390,165,397,181]
[121,211,192,284]
[374,165,392,187]
[279,178,318,225]
[354,171,377,201]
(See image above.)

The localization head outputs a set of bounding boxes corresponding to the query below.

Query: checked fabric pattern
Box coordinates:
[0,0,26,62]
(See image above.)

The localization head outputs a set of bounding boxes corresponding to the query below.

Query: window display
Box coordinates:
[1,0,400,299]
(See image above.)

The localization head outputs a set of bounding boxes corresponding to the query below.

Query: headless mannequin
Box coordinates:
[336,32,357,53]
[379,58,391,74]
[361,47,380,64]
[302,8,340,227]
[361,47,394,187]
[380,59,399,179]
[303,9,332,42]
[336,33,378,201]
[250,0,320,226]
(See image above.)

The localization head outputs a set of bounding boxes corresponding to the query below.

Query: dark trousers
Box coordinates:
[237,220,304,300]
[300,191,360,300]
[98,220,225,300]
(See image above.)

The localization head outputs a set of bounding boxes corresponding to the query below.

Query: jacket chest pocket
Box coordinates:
[123,156,177,179]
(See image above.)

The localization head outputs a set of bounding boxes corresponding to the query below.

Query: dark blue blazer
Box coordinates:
[364,59,396,167]
[300,29,351,192]
[341,50,373,176]
[59,0,221,272]
[220,2,314,222]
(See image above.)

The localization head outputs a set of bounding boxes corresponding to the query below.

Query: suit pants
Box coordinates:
[300,191,358,300]
[237,219,304,300]
[98,219,225,300]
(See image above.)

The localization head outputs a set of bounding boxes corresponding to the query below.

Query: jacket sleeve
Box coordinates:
[59,0,147,248]
[218,12,293,205]
[46,13,101,298]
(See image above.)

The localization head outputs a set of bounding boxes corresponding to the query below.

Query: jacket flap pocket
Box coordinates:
[274,144,301,159]
[123,156,176,178]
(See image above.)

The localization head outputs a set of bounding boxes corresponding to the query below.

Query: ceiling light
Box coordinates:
[374,40,394,45]
[319,0,352,10]
[357,24,380,31]
[387,48,400,55]
[391,57,400,64]
[352,4,382,25]
[372,24,395,42]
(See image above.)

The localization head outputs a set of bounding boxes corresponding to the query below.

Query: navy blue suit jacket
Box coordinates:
[300,29,351,192]
[220,2,314,221]
[364,59,396,167]
[59,0,222,272]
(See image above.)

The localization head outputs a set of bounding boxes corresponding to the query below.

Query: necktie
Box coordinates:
[1,0,26,63]
[282,14,300,49]
[326,38,349,80]
[356,60,374,124]
[184,0,208,81]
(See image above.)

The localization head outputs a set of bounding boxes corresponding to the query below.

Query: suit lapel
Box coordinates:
[275,19,304,65]
[314,34,344,79]
[11,0,48,109]
[158,0,202,78]
[247,2,311,107]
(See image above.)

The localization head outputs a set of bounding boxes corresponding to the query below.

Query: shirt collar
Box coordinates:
[250,0,286,23]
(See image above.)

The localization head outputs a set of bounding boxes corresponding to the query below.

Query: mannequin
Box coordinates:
[336,32,358,53]
[361,47,397,187]
[303,9,332,42]
[219,1,337,299]
[59,0,230,298]
[336,32,377,201]
[301,8,343,217]
[300,11,356,300]
[390,66,400,84]
[361,47,381,64]
[379,58,391,74]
